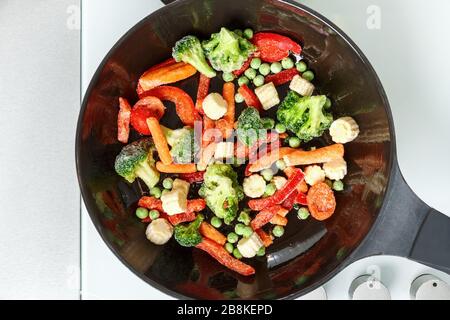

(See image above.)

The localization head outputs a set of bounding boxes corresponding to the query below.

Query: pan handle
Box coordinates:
[160,0,178,4]
[347,161,450,274]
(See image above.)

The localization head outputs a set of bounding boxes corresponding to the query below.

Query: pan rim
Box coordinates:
[75,0,396,300]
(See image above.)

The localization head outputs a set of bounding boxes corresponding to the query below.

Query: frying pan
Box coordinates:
[76,0,450,299]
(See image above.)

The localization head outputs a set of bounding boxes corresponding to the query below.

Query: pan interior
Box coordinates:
[77,0,392,299]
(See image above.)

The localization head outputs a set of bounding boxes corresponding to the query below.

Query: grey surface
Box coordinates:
[0,0,80,299]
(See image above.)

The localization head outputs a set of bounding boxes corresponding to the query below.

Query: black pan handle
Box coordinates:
[347,161,450,274]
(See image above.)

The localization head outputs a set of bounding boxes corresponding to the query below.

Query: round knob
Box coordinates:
[349,275,391,300]
[410,274,450,300]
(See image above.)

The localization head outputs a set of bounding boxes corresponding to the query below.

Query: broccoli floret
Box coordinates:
[202,164,244,224]
[173,35,217,78]
[277,91,333,142]
[202,27,256,73]
[237,107,267,146]
[114,138,160,189]
[161,126,200,164]
[174,214,204,247]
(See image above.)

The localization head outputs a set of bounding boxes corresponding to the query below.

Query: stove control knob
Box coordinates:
[410,274,450,300]
[349,275,391,300]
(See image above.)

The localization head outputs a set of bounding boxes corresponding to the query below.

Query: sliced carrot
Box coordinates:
[146,118,173,165]
[216,82,235,139]
[307,182,336,221]
[270,214,288,226]
[249,147,296,173]
[146,58,176,73]
[283,144,345,167]
[117,97,131,143]
[198,142,217,171]
[255,229,273,247]
[203,116,216,147]
[195,74,211,114]
[138,62,197,92]
[156,162,197,174]
[200,222,227,246]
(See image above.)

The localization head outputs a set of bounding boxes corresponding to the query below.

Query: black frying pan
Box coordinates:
[76,0,450,299]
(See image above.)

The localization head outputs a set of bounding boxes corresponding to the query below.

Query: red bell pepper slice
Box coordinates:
[167,211,196,225]
[248,169,305,211]
[138,197,206,215]
[251,205,288,230]
[265,68,299,86]
[142,86,200,126]
[238,84,263,111]
[117,97,132,143]
[195,74,211,114]
[281,190,298,210]
[130,96,166,135]
[255,229,273,247]
[296,192,308,206]
[179,171,205,183]
[252,32,302,63]
[196,238,255,276]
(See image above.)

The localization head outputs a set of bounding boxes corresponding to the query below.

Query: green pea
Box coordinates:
[242,226,253,238]
[222,72,235,82]
[302,70,315,81]
[211,216,223,228]
[198,187,206,198]
[281,57,294,69]
[297,207,310,220]
[273,225,285,237]
[289,137,301,148]
[259,63,271,76]
[244,68,257,80]
[270,62,282,74]
[233,248,243,259]
[275,123,286,134]
[238,76,250,86]
[225,242,234,254]
[162,178,173,190]
[150,187,162,199]
[232,93,243,104]
[253,75,265,87]
[227,232,239,244]
[296,61,308,73]
[324,97,332,109]
[265,183,277,196]
[234,29,243,37]
[235,223,246,236]
[261,168,274,182]
[333,180,345,191]
[261,117,275,129]
[238,211,251,225]
[243,28,254,39]
[276,159,286,171]
[149,209,160,220]
[135,207,148,219]
[256,246,266,257]
[250,57,262,69]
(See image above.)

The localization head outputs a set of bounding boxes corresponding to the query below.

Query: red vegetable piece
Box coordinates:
[238,84,263,111]
[117,97,132,143]
[265,68,299,86]
[252,32,302,63]
[167,211,196,225]
[130,96,166,135]
[179,171,205,183]
[195,74,211,114]
[251,205,287,230]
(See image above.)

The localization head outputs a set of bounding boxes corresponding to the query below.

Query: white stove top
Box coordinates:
[81,0,450,300]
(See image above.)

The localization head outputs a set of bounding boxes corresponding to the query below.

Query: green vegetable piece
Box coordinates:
[261,117,275,129]
[172,35,216,78]
[238,76,250,86]
[302,70,315,81]
[136,207,149,219]
[277,91,333,142]
[235,93,244,103]
[273,225,285,237]
[289,137,301,148]
[324,97,332,109]
[237,107,267,146]
[174,215,204,247]
[281,57,294,69]
[244,68,257,80]
[211,216,223,228]
[233,248,243,259]
[250,57,262,69]
[162,178,173,190]
[202,27,256,73]
[163,127,200,164]
[333,180,345,191]
[276,159,286,170]
[265,183,276,196]
[150,187,162,199]
[243,28,254,39]
[227,232,239,244]
[297,207,310,220]
[225,242,234,254]
[275,123,286,134]
[261,168,274,182]
[242,226,253,238]
[114,138,160,189]
[256,246,266,257]
[253,75,265,87]
[233,29,243,37]
[235,223,246,236]
[237,211,251,226]
[259,63,271,76]
[270,62,282,74]
[222,72,235,82]
[296,61,307,73]
[149,209,160,220]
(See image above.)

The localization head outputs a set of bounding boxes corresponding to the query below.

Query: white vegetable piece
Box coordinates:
[329,117,360,144]
[323,158,348,180]
[237,232,264,258]
[172,178,190,195]
[254,82,280,110]
[289,75,315,97]
[272,176,287,190]
[161,188,187,215]
[146,218,173,245]
[214,142,234,159]
[202,93,228,120]
[243,174,266,198]
[304,165,326,186]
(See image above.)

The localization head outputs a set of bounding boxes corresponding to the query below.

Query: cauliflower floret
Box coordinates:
[243,174,266,198]
[323,158,347,180]
[304,165,326,186]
